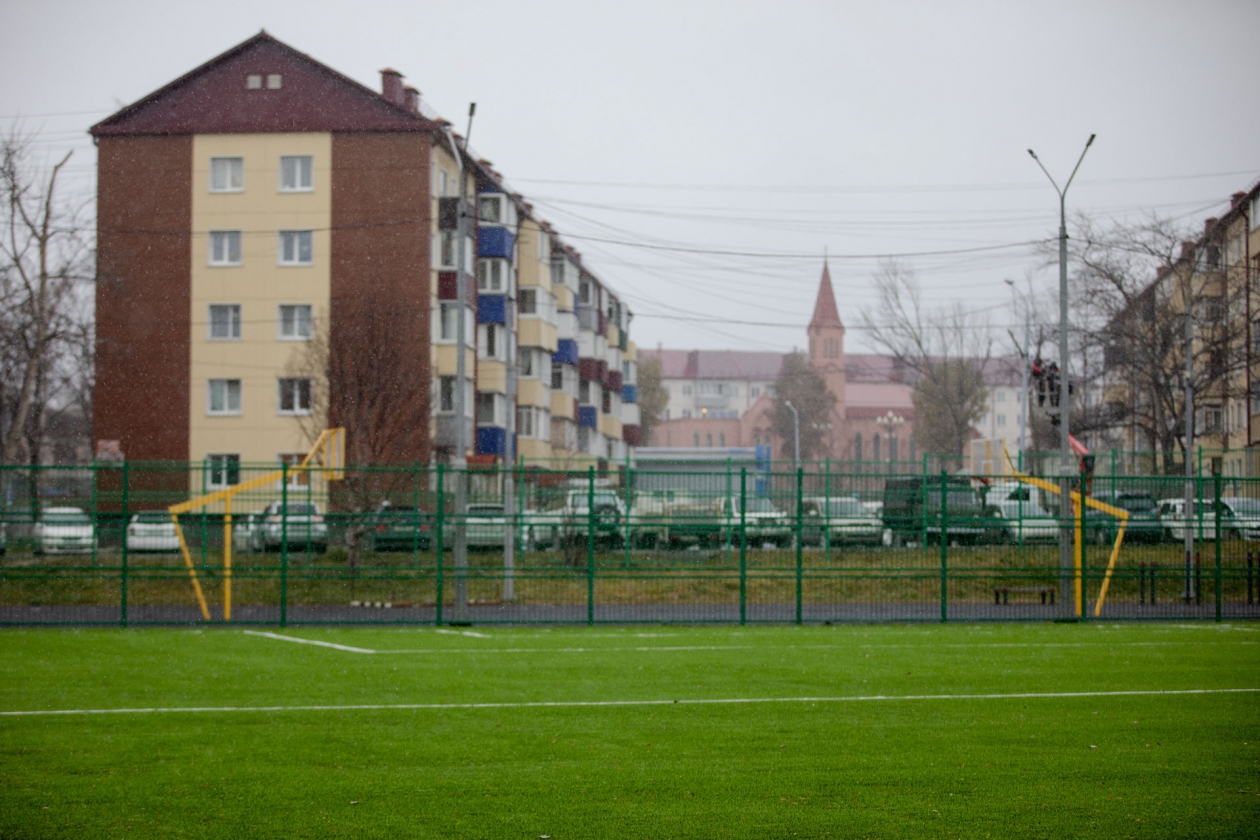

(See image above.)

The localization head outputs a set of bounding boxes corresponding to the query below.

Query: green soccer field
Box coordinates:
[1,624,1258,839]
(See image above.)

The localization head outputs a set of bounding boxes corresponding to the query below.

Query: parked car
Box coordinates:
[1158,497,1247,541]
[126,510,181,552]
[882,476,992,545]
[534,489,628,549]
[33,507,96,554]
[369,504,432,552]
[626,492,719,549]
[232,512,261,553]
[721,496,793,547]
[801,496,884,546]
[466,504,509,549]
[1221,497,1260,541]
[983,482,1059,542]
[252,501,327,552]
[1086,491,1163,544]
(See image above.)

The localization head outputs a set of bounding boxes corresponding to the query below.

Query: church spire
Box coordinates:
[809,262,843,329]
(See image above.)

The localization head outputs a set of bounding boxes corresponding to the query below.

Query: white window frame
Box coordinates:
[277,304,313,341]
[517,406,535,438]
[478,258,509,293]
[209,157,244,193]
[208,304,241,341]
[518,288,537,315]
[476,392,505,426]
[278,231,313,266]
[208,379,242,416]
[206,454,240,489]
[279,155,313,192]
[209,231,242,266]
[278,378,312,416]
[266,74,283,90]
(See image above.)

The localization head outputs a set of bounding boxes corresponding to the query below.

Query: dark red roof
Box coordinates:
[809,262,843,329]
[91,32,436,137]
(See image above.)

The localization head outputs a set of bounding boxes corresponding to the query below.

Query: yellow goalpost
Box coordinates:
[166,429,345,620]
[1001,448,1129,617]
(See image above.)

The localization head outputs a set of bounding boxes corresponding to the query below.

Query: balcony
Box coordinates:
[478,227,515,260]
[477,295,506,324]
[476,426,506,457]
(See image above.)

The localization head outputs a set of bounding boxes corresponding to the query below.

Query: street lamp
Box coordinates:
[876,410,905,473]
[1004,279,1031,465]
[784,401,800,471]
[1028,133,1095,615]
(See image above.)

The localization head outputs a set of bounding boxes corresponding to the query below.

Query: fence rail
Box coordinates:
[1,461,1257,626]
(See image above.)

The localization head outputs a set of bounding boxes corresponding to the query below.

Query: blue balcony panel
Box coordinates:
[621,384,637,404]
[478,227,516,259]
[578,406,598,429]
[476,426,507,457]
[478,294,506,324]
[552,339,579,366]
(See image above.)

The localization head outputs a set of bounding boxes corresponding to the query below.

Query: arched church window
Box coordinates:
[873,434,881,462]
[854,433,862,461]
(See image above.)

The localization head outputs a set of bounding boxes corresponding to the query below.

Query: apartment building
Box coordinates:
[93,32,636,475]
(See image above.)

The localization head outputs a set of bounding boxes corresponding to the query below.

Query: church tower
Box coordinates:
[807,262,846,455]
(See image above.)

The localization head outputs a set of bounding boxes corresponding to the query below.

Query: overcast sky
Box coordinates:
[4,0,1257,355]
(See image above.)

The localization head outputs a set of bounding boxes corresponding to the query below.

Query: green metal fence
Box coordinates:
[1,460,1257,626]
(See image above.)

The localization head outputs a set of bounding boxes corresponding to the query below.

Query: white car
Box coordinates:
[986,482,1058,541]
[1159,497,1252,541]
[126,511,181,552]
[802,496,884,546]
[34,507,96,554]
[1221,498,1260,541]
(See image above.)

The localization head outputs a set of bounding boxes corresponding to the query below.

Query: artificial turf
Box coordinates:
[0,623,1257,839]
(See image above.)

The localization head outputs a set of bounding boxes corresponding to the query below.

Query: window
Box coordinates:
[208,379,242,415]
[439,169,450,197]
[622,361,631,381]
[209,231,242,265]
[518,289,536,315]
[1201,405,1223,434]
[682,409,692,418]
[579,380,591,404]
[208,304,241,340]
[854,434,862,461]
[602,388,611,414]
[518,347,536,377]
[279,155,312,191]
[873,434,881,462]
[580,279,591,304]
[209,157,243,192]
[485,324,497,358]
[278,378,312,415]
[476,392,497,424]
[267,74,282,90]
[439,377,455,412]
[706,433,713,447]
[278,304,313,340]
[578,426,591,453]
[551,362,563,390]
[435,231,471,269]
[997,413,1006,426]
[278,231,313,265]
[517,406,534,437]
[478,259,507,293]
[207,454,240,489]
[693,433,700,447]
[537,231,548,261]
[478,194,504,225]
[682,385,692,396]
[279,453,309,487]
[246,75,262,90]
[751,386,761,398]
[995,391,1005,402]
[719,433,726,447]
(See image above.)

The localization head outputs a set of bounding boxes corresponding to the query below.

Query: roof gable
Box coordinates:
[92,32,434,137]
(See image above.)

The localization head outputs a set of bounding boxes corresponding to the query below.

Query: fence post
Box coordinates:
[939,469,947,623]
[823,458,831,561]
[739,467,747,626]
[90,461,98,569]
[725,457,732,563]
[1079,462,1087,621]
[1215,470,1222,623]
[795,466,803,625]
[921,453,929,550]
[435,463,444,627]
[120,460,129,628]
[280,462,288,627]
[412,461,421,566]
[587,466,596,626]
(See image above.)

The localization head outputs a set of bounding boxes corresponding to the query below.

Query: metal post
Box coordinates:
[223,493,232,622]
[823,458,831,560]
[940,469,948,623]
[435,463,444,626]
[503,464,515,603]
[785,401,800,472]
[1184,275,1197,600]
[443,110,474,624]
[90,461,98,568]
[280,462,288,628]
[795,467,803,625]
[1078,462,1087,620]
[120,460,129,628]
[1028,135,1095,617]
[739,467,747,626]
[724,457,732,562]
[587,466,595,626]
[1215,471,1222,622]
[921,452,929,550]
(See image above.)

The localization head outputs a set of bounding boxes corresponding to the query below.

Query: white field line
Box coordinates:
[2,688,1256,718]
[241,630,375,653]
[433,628,491,638]
[241,632,1256,656]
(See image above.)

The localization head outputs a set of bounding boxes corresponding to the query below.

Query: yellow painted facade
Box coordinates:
[551,392,576,420]
[518,379,548,406]
[518,438,552,461]
[479,360,507,394]
[518,318,558,352]
[599,415,622,440]
[188,133,331,470]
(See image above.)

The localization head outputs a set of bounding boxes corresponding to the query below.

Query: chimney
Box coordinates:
[1231,191,1247,208]
[1204,217,1218,234]
[379,68,405,106]
[1180,240,1196,260]
[403,86,421,114]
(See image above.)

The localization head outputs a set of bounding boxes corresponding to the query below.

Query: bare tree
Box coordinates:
[286,302,429,566]
[770,352,835,461]
[861,261,992,458]
[0,131,92,466]
[635,355,669,444]
[1066,212,1235,468]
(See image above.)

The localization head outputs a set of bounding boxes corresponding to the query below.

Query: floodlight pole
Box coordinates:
[1029,134,1095,615]
[1005,279,1031,462]
[444,103,476,623]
